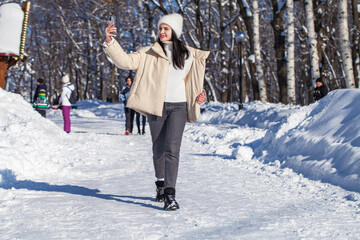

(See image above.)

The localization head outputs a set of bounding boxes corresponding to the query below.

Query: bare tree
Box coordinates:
[252,0,267,102]
[271,0,288,104]
[338,0,356,88]
[304,0,320,86]
[351,0,360,88]
[286,0,296,104]
[237,0,258,101]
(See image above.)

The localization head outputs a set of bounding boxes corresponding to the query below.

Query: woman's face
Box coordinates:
[158,24,172,42]
[126,78,132,86]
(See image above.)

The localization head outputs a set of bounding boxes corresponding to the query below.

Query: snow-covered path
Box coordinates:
[1,97,360,239]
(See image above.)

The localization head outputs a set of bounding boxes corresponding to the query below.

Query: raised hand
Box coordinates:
[105,22,117,43]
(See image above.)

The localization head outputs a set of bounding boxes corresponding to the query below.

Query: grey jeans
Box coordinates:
[148,102,187,190]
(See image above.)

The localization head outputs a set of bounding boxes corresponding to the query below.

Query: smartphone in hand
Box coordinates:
[108,16,116,39]
[109,16,115,25]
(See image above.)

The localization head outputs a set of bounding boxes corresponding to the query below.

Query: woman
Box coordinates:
[59,75,75,133]
[104,13,209,210]
[120,77,135,135]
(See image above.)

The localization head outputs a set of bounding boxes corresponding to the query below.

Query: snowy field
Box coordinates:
[1,88,360,239]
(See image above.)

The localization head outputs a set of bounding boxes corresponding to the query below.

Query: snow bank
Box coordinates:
[48,99,124,120]
[197,89,360,192]
[0,89,69,183]
[0,93,126,186]
[1,87,359,194]
[198,100,302,129]
[75,99,124,119]
[257,90,360,192]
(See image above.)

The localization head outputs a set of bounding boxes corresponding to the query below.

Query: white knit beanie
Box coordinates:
[61,75,70,84]
[158,13,183,38]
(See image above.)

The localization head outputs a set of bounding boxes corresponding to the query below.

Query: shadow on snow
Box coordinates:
[0,169,162,210]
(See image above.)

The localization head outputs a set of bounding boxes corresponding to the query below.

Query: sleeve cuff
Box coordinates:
[103,38,115,48]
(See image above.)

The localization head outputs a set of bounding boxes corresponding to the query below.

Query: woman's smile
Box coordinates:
[158,23,172,42]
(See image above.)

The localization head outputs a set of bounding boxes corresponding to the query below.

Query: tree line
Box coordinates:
[3,0,360,105]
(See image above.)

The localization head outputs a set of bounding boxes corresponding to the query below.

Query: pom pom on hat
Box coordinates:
[158,13,183,38]
[62,75,70,84]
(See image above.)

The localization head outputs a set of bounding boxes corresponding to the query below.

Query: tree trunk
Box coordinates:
[217,0,229,102]
[351,0,360,88]
[110,64,117,102]
[142,1,156,44]
[99,51,106,101]
[304,0,320,86]
[287,0,296,104]
[271,0,288,104]
[253,0,267,102]
[237,0,258,101]
[338,0,356,88]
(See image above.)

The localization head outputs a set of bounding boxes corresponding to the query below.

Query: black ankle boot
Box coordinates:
[155,181,164,202]
[164,188,179,210]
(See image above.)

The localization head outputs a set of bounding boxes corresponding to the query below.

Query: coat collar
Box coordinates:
[150,42,168,60]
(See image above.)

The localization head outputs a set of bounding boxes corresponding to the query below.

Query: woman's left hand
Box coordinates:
[196,90,206,105]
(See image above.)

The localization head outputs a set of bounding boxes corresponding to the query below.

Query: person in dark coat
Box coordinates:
[120,77,135,135]
[313,78,328,101]
[32,78,48,117]
[135,111,146,135]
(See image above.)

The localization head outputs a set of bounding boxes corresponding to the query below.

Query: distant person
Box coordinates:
[120,77,135,135]
[104,13,209,210]
[32,78,48,117]
[135,111,146,135]
[59,75,75,133]
[313,78,328,101]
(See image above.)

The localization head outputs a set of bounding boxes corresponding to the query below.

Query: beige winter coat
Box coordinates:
[104,39,210,123]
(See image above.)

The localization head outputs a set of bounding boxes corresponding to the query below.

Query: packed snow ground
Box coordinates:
[0,88,360,239]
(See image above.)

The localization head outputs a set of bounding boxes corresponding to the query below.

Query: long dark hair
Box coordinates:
[157,31,190,70]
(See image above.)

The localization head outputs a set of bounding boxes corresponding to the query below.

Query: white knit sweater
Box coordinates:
[163,41,193,103]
